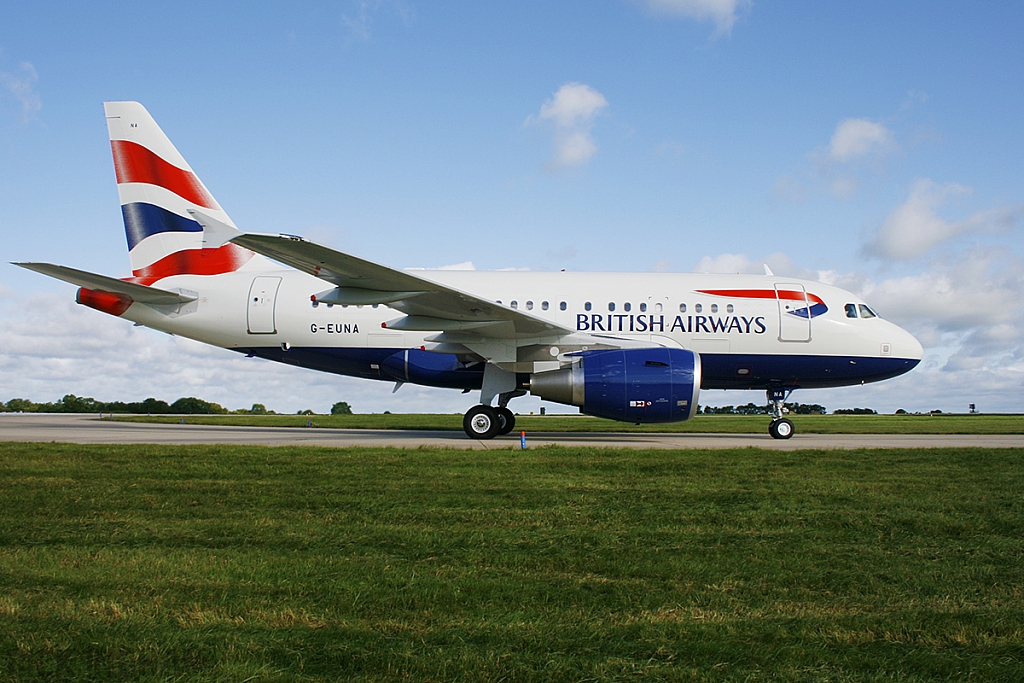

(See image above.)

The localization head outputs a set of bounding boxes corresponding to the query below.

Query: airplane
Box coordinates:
[15,102,923,440]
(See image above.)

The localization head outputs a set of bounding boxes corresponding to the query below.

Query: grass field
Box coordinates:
[111,412,1024,434]
[1,443,1022,681]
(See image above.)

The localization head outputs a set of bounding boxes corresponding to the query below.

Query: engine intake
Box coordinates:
[530,348,701,423]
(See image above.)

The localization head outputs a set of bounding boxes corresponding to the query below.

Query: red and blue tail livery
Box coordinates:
[104,101,255,284]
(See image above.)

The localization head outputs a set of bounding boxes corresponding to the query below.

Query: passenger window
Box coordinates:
[679,303,686,313]
[541,301,549,310]
[726,304,734,313]
[845,304,858,318]
[624,302,631,312]
[695,303,702,313]
[560,301,567,311]
[654,303,663,312]
[640,302,647,312]
[859,304,877,319]
[511,300,518,309]
[585,302,592,311]
[496,300,502,304]
[526,301,533,311]
[710,304,718,313]
[608,302,615,312]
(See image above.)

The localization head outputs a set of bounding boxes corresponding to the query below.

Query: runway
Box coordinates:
[2,413,1023,450]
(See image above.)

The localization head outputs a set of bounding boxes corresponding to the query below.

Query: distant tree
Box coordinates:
[3,398,36,412]
[170,397,224,414]
[833,408,877,415]
[57,394,101,413]
[786,402,826,415]
[249,403,268,415]
[297,409,315,415]
[895,408,907,415]
[135,397,171,413]
[331,401,353,415]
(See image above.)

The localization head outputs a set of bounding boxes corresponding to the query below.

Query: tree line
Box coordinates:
[0,395,354,416]
[700,403,882,415]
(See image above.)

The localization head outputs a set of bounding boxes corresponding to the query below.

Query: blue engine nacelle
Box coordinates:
[529,348,701,423]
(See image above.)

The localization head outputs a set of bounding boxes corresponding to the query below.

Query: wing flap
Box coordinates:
[231,233,569,337]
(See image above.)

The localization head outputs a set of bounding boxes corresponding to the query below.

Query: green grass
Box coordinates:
[110,412,1024,434]
[1,443,1023,681]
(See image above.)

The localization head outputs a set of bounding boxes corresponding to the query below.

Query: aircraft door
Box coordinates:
[775,283,811,342]
[247,276,282,334]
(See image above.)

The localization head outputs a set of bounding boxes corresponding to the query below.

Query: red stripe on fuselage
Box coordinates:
[697,289,825,305]
[130,243,254,285]
[110,140,218,209]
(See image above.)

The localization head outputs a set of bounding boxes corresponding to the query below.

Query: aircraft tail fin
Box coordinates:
[104,101,255,284]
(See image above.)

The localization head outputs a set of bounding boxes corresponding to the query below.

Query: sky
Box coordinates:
[2,1,1023,415]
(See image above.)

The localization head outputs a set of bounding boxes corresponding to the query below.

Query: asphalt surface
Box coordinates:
[2,413,1023,450]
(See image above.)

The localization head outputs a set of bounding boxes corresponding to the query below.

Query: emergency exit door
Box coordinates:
[247,276,281,334]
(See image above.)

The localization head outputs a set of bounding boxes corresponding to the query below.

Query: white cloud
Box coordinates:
[864,179,1023,260]
[828,118,896,163]
[405,261,476,271]
[341,0,414,40]
[527,82,609,170]
[639,0,748,35]
[693,251,808,277]
[0,61,41,121]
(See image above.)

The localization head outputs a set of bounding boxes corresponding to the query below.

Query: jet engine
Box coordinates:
[529,348,701,423]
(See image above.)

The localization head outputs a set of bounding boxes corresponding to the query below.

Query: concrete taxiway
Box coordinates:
[2,413,1022,450]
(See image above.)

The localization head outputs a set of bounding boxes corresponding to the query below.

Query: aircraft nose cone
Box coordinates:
[894,322,923,361]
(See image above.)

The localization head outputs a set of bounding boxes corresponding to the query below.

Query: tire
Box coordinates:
[769,418,794,439]
[496,407,516,435]
[464,405,500,440]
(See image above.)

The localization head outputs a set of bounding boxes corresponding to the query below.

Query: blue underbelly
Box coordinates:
[234,347,918,391]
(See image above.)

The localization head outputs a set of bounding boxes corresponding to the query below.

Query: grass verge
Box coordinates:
[1,443,1022,681]
[110,412,1024,434]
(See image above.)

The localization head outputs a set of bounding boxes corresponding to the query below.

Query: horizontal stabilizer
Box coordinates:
[13,262,198,305]
[189,208,243,249]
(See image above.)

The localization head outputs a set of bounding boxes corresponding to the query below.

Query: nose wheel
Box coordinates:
[769,417,794,439]
[767,387,796,439]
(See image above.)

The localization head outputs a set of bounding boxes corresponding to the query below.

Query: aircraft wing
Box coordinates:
[13,262,197,305]
[231,233,570,338]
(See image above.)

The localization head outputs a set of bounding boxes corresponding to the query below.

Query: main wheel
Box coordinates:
[464,405,500,439]
[769,418,794,439]
[496,407,516,435]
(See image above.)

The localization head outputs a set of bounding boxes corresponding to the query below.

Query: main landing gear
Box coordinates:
[767,387,795,440]
[463,391,521,440]
[462,405,515,440]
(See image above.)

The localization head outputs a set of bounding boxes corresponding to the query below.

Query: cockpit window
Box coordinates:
[858,304,877,319]
[845,303,858,318]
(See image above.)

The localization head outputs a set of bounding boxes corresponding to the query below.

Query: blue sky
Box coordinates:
[2,1,1023,414]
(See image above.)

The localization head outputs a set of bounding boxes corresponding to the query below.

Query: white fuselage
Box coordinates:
[109,261,922,392]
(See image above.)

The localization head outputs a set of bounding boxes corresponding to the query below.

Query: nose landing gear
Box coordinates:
[767,387,795,439]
